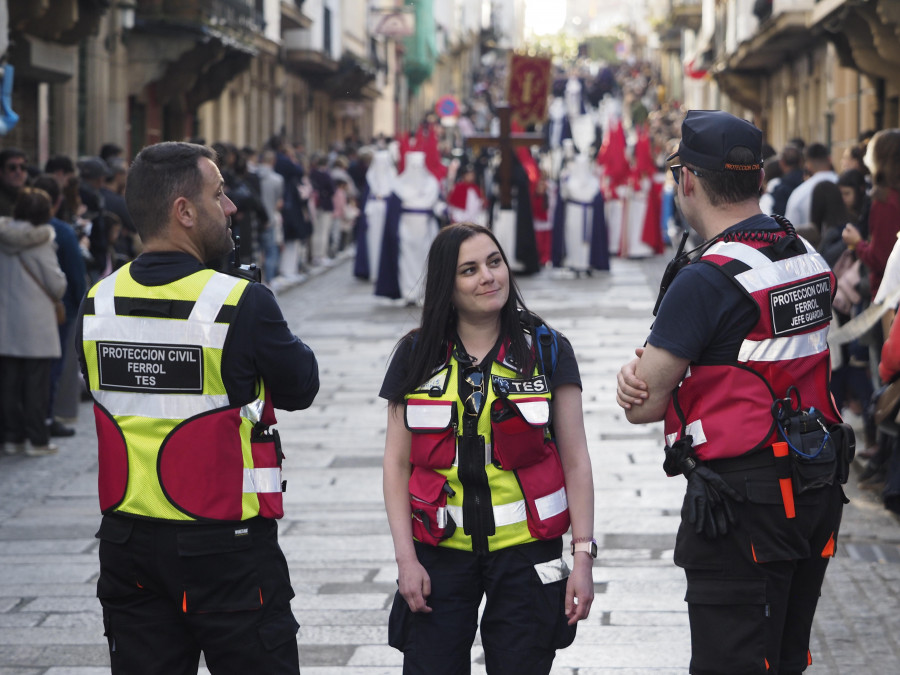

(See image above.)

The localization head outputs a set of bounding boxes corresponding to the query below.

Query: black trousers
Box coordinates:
[388,538,576,675]
[0,356,51,445]
[674,467,845,675]
[96,514,300,675]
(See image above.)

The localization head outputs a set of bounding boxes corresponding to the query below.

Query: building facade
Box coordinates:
[655,0,899,160]
[1,0,476,165]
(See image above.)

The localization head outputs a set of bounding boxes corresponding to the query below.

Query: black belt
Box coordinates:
[706,448,775,474]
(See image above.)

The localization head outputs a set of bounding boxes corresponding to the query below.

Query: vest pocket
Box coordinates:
[251,430,285,519]
[406,400,456,468]
[408,467,456,546]
[515,442,570,540]
[490,397,550,469]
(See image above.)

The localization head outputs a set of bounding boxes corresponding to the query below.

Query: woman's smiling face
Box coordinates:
[451,233,509,320]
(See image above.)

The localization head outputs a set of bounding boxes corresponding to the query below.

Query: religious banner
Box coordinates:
[507,54,552,128]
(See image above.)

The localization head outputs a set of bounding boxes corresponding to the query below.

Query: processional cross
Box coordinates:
[464,105,543,209]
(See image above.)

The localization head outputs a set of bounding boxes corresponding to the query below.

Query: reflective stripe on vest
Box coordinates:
[738,325,829,363]
[664,235,839,460]
[446,486,568,530]
[243,468,282,493]
[84,264,274,521]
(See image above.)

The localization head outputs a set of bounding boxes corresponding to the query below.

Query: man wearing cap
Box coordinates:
[615,110,848,674]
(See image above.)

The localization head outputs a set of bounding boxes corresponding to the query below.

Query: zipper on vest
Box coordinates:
[458,418,494,554]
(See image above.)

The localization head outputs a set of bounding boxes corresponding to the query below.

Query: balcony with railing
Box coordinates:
[128,0,262,110]
[137,0,265,43]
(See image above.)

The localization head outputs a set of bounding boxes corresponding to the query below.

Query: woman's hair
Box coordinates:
[837,168,868,217]
[13,187,52,225]
[810,181,850,232]
[387,223,537,405]
[867,129,900,202]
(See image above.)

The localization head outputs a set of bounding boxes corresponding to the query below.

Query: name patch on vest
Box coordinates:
[769,276,832,335]
[97,341,203,393]
[492,374,549,396]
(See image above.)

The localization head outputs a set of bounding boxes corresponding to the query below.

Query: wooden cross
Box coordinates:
[465,105,543,209]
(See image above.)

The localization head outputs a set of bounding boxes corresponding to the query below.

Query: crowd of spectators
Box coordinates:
[0,134,376,457]
[204,135,372,292]
[759,129,900,513]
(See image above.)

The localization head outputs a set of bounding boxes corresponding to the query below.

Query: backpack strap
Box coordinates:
[518,310,559,379]
[537,324,557,379]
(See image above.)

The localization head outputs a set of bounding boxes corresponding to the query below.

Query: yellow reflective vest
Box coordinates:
[81,263,283,521]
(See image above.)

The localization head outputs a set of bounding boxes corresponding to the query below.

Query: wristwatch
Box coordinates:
[571,538,598,558]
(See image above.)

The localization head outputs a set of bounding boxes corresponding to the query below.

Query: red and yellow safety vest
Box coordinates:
[405,339,570,552]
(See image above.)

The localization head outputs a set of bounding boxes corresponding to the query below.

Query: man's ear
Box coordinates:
[172,195,194,228]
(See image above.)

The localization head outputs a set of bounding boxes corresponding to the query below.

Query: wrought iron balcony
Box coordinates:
[138,0,265,38]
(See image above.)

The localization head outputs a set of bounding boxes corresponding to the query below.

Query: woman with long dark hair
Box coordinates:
[380,223,595,675]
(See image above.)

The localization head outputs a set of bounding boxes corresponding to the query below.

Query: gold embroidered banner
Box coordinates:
[507,54,552,128]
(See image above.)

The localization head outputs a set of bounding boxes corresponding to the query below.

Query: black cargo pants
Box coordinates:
[96,514,300,675]
[674,464,845,675]
[388,538,577,675]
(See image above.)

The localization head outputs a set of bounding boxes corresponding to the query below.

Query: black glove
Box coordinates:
[681,457,745,539]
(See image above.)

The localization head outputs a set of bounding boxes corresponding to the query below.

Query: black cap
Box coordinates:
[78,157,112,180]
[667,110,763,172]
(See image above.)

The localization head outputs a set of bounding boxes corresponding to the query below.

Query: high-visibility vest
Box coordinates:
[664,235,840,460]
[405,337,570,552]
[81,263,283,521]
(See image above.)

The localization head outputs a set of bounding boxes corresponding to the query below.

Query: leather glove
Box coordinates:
[681,457,745,539]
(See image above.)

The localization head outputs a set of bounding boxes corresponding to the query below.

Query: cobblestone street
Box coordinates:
[1,253,899,673]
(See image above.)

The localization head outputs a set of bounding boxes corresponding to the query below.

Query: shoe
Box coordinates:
[3,442,25,456]
[47,420,75,437]
[25,443,58,457]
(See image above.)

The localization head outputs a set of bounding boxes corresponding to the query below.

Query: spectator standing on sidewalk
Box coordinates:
[257,148,285,286]
[0,187,67,456]
[309,154,336,265]
[77,142,319,674]
[769,144,803,217]
[31,174,87,439]
[617,110,848,675]
[785,143,839,227]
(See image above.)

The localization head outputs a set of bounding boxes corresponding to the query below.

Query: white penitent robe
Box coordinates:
[561,156,601,271]
[395,153,440,303]
[364,150,396,282]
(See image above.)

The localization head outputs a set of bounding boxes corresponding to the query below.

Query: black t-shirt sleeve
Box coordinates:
[648,262,758,363]
[550,334,581,390]
[379,337,414,401]
[224,283,319,410]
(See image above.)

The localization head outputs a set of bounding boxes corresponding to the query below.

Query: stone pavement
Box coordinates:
[2,251,900,674]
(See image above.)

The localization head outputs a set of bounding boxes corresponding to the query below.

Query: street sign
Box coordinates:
[435,95,460,118]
